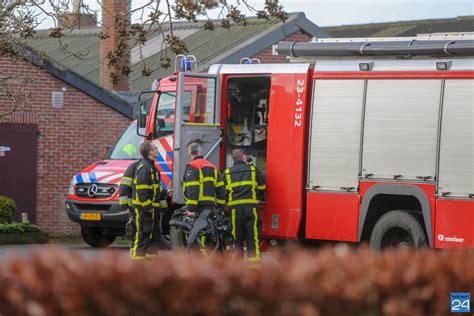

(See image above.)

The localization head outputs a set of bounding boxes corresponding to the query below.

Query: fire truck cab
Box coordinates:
[140,35,474,250]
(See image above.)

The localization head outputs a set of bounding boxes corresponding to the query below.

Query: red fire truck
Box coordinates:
[137,36,473,250]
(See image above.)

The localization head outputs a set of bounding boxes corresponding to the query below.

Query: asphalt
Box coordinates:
[0,242,131,260]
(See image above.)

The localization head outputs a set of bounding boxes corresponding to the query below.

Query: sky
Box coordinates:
[36,0,474,29]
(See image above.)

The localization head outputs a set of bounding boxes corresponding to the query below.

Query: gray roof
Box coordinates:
[17,44,133,118]
[321,15,474,38]
[26,13,322,97]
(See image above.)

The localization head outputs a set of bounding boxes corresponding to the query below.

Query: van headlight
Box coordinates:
[68,178,75,195]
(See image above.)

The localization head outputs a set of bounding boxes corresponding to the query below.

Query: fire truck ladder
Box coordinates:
[275,33,474,58]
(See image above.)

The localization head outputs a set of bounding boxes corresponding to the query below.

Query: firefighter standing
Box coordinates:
[183,141,225,249]
[130,142,166,260]
[219,148,266,265]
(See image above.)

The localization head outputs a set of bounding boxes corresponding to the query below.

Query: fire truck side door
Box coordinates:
[172,73,221,204]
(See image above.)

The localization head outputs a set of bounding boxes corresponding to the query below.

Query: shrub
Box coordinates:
[0,246,472,316]
[0,222,41,234]
[0,196,16,223]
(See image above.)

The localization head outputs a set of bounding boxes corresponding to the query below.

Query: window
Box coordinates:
[154,91,192,137]
[104,123,143,160]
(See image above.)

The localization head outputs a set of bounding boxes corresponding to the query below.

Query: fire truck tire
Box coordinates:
[81,226,116,248]
[370,210,427,250]
[169,226,187,250]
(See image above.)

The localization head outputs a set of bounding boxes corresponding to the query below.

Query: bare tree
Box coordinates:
[0,0,287,118]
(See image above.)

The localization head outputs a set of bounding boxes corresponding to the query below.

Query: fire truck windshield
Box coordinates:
[104,123,143,160]
[154,91,192,138]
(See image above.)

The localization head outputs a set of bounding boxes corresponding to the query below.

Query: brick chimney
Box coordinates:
[100,0,130,92]
[58,0,97,29]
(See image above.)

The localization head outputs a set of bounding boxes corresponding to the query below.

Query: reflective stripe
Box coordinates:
[133,199,152,207]
[152,202,160,207]
[128,198,133,206]
[228,199,259,206]
[231,209,236,239]
[183,181,200,187]
[226,180,257,189]
[216,198,225,204]
[119,196,128,205]
[198,169,216,203]
[216,181,225,188]
[186,200,198,205]
[199,235,207,256]
[136,184,153,190]
[202,176,217,182]
[121,177,133,186]
[252,207,260,258]
[130,209,140,259]
[199,196,216,202]
[225,169,233,202]
[251,166,257,202]
[257,185,266,190]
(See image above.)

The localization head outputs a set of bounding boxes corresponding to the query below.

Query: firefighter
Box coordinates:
[130,142,166,260]
[183,140,225,250]
[219,148,266,266]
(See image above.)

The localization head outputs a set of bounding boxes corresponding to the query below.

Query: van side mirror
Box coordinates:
[137,90,156,137]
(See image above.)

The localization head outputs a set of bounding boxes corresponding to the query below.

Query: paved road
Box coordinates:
[0,242,278,265]
[0,242,131,260]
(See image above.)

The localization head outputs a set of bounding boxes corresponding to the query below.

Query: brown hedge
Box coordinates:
[0,245,472,316]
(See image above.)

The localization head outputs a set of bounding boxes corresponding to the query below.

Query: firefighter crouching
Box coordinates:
[183,141,225,250]
[130,142,167,260]
[219,148,266,266]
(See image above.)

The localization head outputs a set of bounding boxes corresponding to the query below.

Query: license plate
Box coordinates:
[81,213,101,221]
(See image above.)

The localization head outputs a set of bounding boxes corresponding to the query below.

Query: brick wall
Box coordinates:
[252,30,312,63]
[0,57,131,234]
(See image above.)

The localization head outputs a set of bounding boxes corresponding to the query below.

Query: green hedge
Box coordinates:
[0,196,16,223]
[0,223,49,244]
[0,222,41,233]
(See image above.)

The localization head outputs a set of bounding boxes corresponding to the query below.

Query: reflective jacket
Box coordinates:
[132,158,165,212]
[118,160,140,210]
[219,160,266,208]
[183,156,225,212]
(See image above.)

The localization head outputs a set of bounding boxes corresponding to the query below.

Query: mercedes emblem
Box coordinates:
[87,184,98,197]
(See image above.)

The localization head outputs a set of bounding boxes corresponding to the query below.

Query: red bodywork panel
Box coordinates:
[261,71,311,239]
[305,192,359,241]
[435,199,474,249]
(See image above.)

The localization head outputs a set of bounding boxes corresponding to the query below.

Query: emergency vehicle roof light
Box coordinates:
[151,79,160,91]
[240,57,261,64]
[175,55,197,73]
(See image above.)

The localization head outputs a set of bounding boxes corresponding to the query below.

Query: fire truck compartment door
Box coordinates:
[172,73,221,204]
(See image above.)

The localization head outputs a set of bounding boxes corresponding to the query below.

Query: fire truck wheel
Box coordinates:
[81,226,116,248]
[370,210,427,251]
[169,226,187,250]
